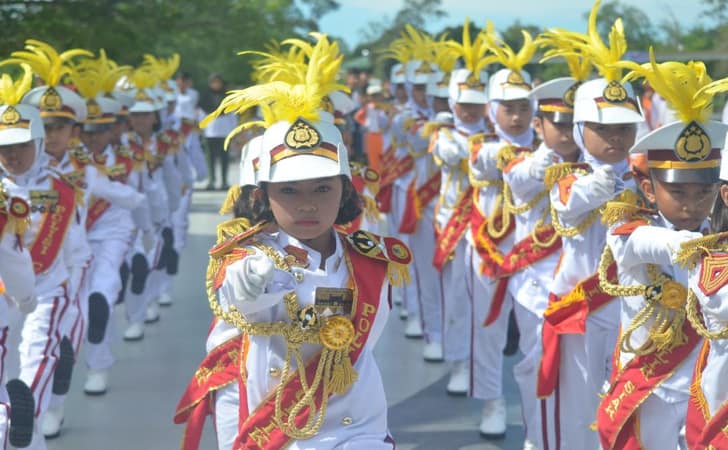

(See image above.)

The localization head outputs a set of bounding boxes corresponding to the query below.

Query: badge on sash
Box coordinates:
[314,287,353,316]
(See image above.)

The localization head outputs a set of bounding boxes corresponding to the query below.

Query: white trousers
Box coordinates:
[466,244,511,400]
[441,239,470,362]
[637,395,687,450]
[19,289,72,450]
[125,231,162,325]
[388,183,418,315]
[512,301,545,448]
[0,327,9,450]
[85,237,131,371]
[409,208,441,343]
[214,382,240,450]
[172,190,192,253]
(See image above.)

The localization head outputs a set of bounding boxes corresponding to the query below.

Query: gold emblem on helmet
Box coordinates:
[284,118,321,150]
[319,96,334,114]
[135,90,151,102]
[436,72,451,89]
[87,100,101,119]
[675,121,711,162]
[40,87,62,111]
[563,82,580,107]
[414,61,434,75]
[464,72,484,89]
[506,70,530,89]
[603,81,628,103]
[1,106,21,125]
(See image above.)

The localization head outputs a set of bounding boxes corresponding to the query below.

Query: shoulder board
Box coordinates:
[601,190,653,227]
[212,247,251,290]
[69,146,91,165]
[544,162,592,189]
[421,121,453,138]
[496,144,531,171]
[675,231,728,270]
[209,220,267,259]
[612,219,649,236]
[59,169,87,191]
[346,230,412,266]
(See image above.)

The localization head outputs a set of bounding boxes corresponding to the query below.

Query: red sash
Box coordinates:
[537,263,618,397]
[375,184,392,213]
[687,339,728,450]
[234,240,388,450]
[398,180,418,234]
[471,204,514,279]
[174,336,245,450]
[596,320,702,450]
[399,172,442,235]
[496,225,562,278]
[85,198,111,231]
[158,129,181,155]
[30,178,75,274]
[417,171,441,211]
[380,154,414,187]
[181,120,196,137]
[432,187,473,272]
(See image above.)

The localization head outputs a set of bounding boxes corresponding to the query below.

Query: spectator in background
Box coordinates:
[175,72,199,120]
[199,73,236,191]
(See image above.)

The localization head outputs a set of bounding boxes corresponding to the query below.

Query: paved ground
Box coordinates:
[20,188,526,450]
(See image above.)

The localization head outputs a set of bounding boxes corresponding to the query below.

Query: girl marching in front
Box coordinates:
[204,75,409,448]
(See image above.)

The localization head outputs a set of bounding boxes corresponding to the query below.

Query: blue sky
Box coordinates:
[318,0,710,49]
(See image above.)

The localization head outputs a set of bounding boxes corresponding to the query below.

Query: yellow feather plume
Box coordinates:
[378,37,413,65]
[447,19,498,76]
[536,28,593,81]
[2,39,92,87]
[485,28,538,73]
[282,33,348,93]
[0,64,33,106]
[574,0,628,82]
[618,48,717,123]
[67,64,102,100]
[432,35,459,73]
[401,25,434,62]
[129,65,159,90]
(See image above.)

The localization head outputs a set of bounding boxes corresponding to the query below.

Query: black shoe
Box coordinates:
[87,293,110,344]
[7,379,34,448]
[130,253,149,295]
[205,183,216,191]
[117,262,129,305]
[52,337,75,395]
[503,310,520,356]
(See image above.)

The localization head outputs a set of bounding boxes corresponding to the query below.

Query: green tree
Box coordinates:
[0,0,340,87]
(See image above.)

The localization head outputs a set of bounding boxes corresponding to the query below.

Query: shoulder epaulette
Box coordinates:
[209,220,268,259]
[346,230,412,287]
[69,146,91,166]
[544,162,592,189]
[611,219,649,236]
[601,189,654,227]
[421,121,453,139]
[350,162,380,196]
[675,231,728,270]
[496,144,532,171]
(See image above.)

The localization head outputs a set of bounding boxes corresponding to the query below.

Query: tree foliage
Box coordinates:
[0,0,340,87]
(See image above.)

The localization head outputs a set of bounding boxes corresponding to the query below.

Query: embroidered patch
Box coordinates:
[698,252,728,296]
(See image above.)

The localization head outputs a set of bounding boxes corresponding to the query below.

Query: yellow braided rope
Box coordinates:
[686,289,728,340]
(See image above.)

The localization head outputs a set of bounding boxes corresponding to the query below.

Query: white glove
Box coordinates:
[589,166,617,203]
[234,252,275,303]
[528,151,554,180]
[439,141,463,167]
[142,230,156,253]
[13,296,37,314]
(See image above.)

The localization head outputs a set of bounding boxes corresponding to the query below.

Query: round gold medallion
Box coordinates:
[284,119,321,150]
[87,100,102,119]
[40,88,62,111]
[660,281,687,310]
[391,243,408,260]
[10,198,29,218]
[319,316,355,351]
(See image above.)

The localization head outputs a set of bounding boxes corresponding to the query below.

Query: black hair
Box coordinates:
[710,181,728,233]
[177,72,192,81]
[246,175,362,226]
[152,111,162,133]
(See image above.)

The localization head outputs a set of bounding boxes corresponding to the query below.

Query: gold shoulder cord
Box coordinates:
[206,243,358,440]
[598,245,689,356]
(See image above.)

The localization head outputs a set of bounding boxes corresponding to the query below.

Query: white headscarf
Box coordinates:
[0,137,47,185]
[573,122,630,190]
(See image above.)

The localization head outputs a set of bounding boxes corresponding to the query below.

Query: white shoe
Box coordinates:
[422,341,443,362]
[479,397,506,438]
[145,302,160,323]
[157,292,173,307]
[42,405,64,439]
[84,369,109,395]
[399,308,408,320]
[123,322,144,341]
[523,439,537,450]
[446,360,469,395]
[404,314,423,338]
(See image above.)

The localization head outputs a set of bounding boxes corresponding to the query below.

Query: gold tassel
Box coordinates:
[7,216,29,238]
[362,195,380,222]
[544,285,585,316]
[600,202,640,226]
[387,261,411,287]
[543,162,584,189]
[215,217,251,244]
[364,178,380,197]
[495,145,517,171]
[421,121,441,138]
[219,185,241,215]
[328,350,358,395]
[674,232,728,269]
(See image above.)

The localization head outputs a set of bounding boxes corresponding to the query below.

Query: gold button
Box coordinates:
[294,272,304,283]
[269,367,281,378]
[341,417,353,426]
